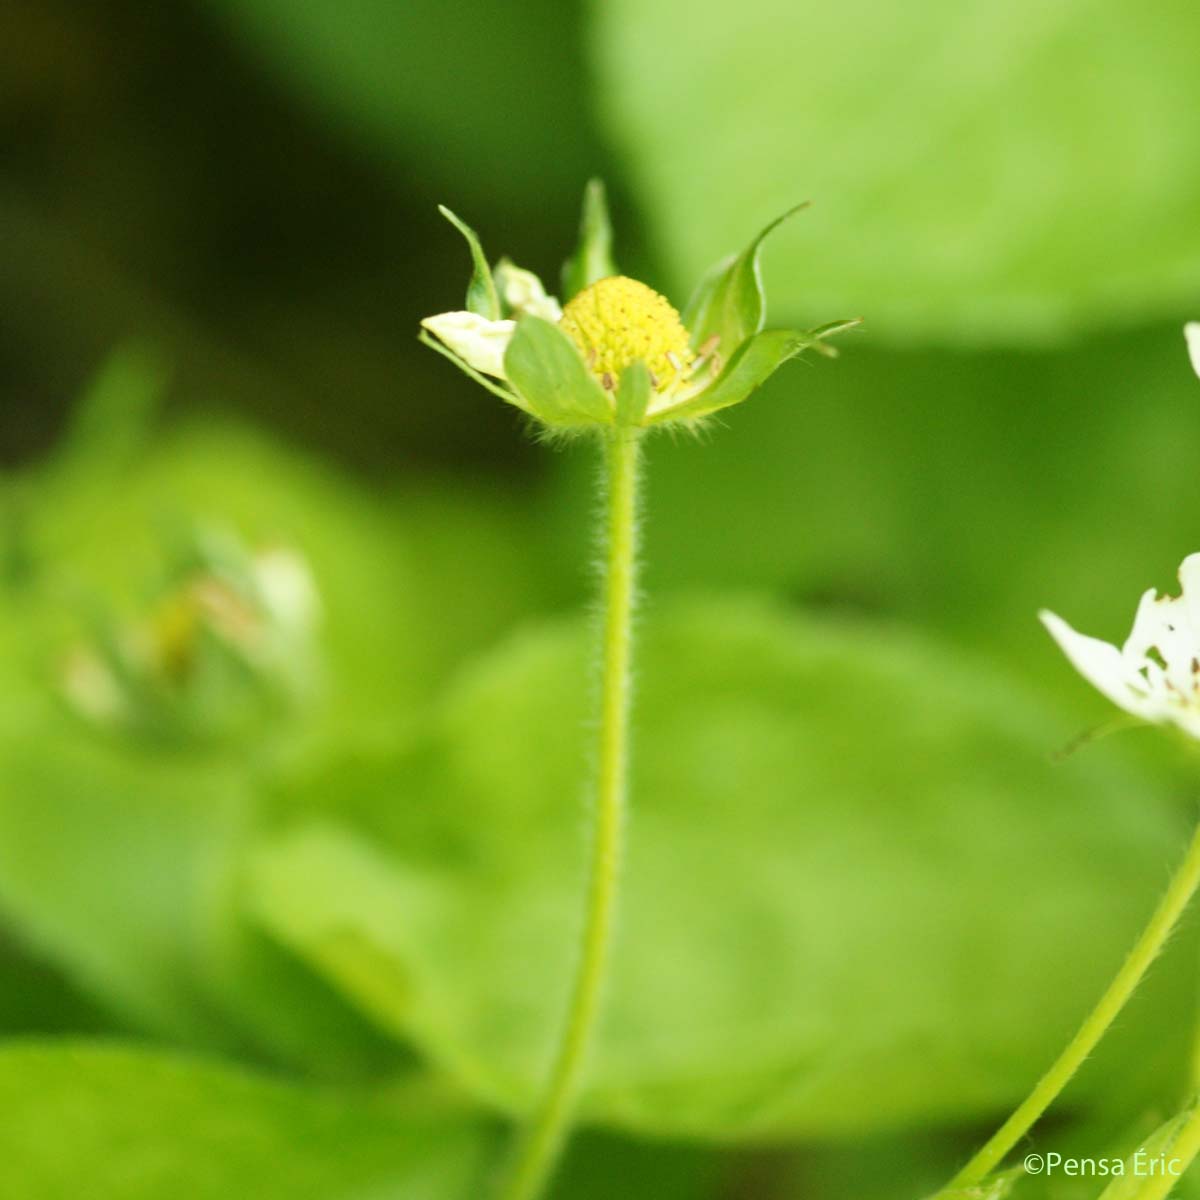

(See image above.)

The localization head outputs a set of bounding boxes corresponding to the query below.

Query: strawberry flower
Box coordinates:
[419,181,857,431]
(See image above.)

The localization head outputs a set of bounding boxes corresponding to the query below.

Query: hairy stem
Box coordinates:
[949,822,1200,1190]
[494,427,641,1200]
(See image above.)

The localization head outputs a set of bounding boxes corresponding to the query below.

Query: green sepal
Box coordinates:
[503,316,613,428]
[438,205,500,320]
[681,203,808,356]
[648,329,811,425]
[615,360,651,428]
[417,330,533,416]
[807,317,864,353]
[562,179,617,301]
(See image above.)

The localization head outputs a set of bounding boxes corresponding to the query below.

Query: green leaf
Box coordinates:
[0,942,112,1039]
[0,711,249,1043]
[249,598,1194,1139]
[0,709,397,1075]
[650,329,812,424]
[595,0,1200,343]
[562,179,618,301]
[437,205,500,320]
[503,316,613,427]
[0,1042,488,1200]
[616,360,651,427]
[681,204,807,356]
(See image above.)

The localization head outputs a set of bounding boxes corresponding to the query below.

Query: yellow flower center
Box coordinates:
[560,276,693,392]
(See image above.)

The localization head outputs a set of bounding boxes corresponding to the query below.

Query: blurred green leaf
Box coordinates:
[0,935,114,1039]
[0,1041,488,1200]
[203,0,597,213]
[594,0,1200,343]
[0,704,398,1074]
[0,704,247,1042]
[382,479,571,684]
[249,598,1192,1140]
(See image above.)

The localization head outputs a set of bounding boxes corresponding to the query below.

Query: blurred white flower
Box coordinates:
[1186,322,1200,379]
[60,530,321,738]
[1040,553,1200,740]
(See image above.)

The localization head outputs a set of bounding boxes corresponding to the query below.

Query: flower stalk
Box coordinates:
[420,180,854,1200]
[494,427,641,1200]
[949,820,1200,1191]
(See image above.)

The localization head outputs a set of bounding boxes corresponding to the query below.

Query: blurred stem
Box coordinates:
[949,822,1200,1190]
[494,427,641,1200]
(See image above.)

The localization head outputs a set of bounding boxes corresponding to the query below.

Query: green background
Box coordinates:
[1,1,1199,1197]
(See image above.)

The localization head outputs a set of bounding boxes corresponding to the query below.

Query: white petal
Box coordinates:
[421,311,516,379]
[1180,552,1200,636]
[1186,323,1200,380]
[495,263,562,322]
[1125,585,1196,696]
[1124,587,1173,658]
[1039,609,1159,721]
